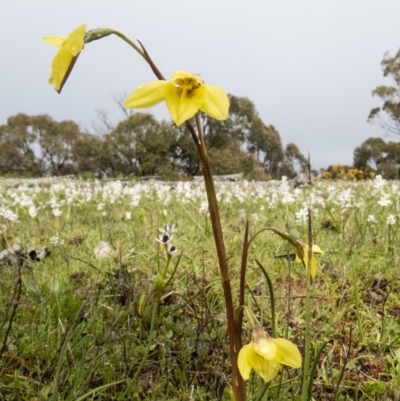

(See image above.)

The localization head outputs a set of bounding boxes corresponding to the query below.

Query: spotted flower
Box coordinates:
[124,70,229,126]
[156,233,173,245]
[167,244,179,256]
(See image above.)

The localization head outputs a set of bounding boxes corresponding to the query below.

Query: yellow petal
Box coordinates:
[44,25,86,92]
[270,338,302,369]
[64,24,86,56]
[312,245,324,254]
[42,35,66,49]
[49,46,75,91]
[201,84,230,120]
[238,343,253,381]
[164,83,206,126]
[124,81,169,108]
[247,345,281,382]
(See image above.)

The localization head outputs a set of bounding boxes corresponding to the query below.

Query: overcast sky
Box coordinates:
[1,0,399,170]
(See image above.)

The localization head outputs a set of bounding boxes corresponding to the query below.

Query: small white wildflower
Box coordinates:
[28,205,38,218]
[125,212,132,220]
[130,195,140,207]
[386,215,396,226]
[0,207,18,222]
[295,207,309,224]
[251,213,259,222]
[239,209,246,219]
[373,175,386,189]
[367,214,377,224]
[378,195,391,207]
[97,203,105,211]
[52,208,62,217]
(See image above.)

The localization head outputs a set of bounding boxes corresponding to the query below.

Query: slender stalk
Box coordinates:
[301,209,313,400]
[238,221,249,349]
[195,113,246,401]
[108,31,149,66]
[254,259,276,337]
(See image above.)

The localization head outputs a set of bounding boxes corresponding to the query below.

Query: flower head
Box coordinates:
[124,70,229,126]
[167,244,179,256]
[156,233,173,244]
[265,227,324,279]
[43,24,86,93]
[238,315,301,382]
[386,214,396,226]
[295,243,324,279]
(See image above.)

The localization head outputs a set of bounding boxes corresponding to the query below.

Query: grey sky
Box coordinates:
[1,0,399,170]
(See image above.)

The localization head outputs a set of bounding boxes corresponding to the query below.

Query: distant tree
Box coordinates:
[72,133,107,176]
[105,113,176,177]
[35,115,81,175]
[172,130,201,176]
[280,143,307,178]
[135,121,177,177]
[368,49,400,136]
[248,123,283,177]
[0,113,88,176]
[378,141,400,179]
[352,137,400,179]
[353,137,386,170]
[208,141,246,175]
[0,114,42,176]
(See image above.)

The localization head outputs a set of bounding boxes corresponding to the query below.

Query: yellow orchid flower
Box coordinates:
[124,70,229,126]
[295,243,324,279]
[265,227,324,279]
[238,326,302,383]
[43,24,86,93]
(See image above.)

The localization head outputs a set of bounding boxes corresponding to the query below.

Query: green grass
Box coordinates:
[0,178,400,400]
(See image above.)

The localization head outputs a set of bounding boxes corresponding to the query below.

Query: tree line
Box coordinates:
[3,44,400,182]
[0,95,307,180]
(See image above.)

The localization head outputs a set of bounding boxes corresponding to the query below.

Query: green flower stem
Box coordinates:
[162,253,171,278]
[195,113,246,401]
[163,251,182,289]
[301,209,313,400]
[300,264,312,400]
[254,259,276,337]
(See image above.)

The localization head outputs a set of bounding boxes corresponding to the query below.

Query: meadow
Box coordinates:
[0,176,399,400]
